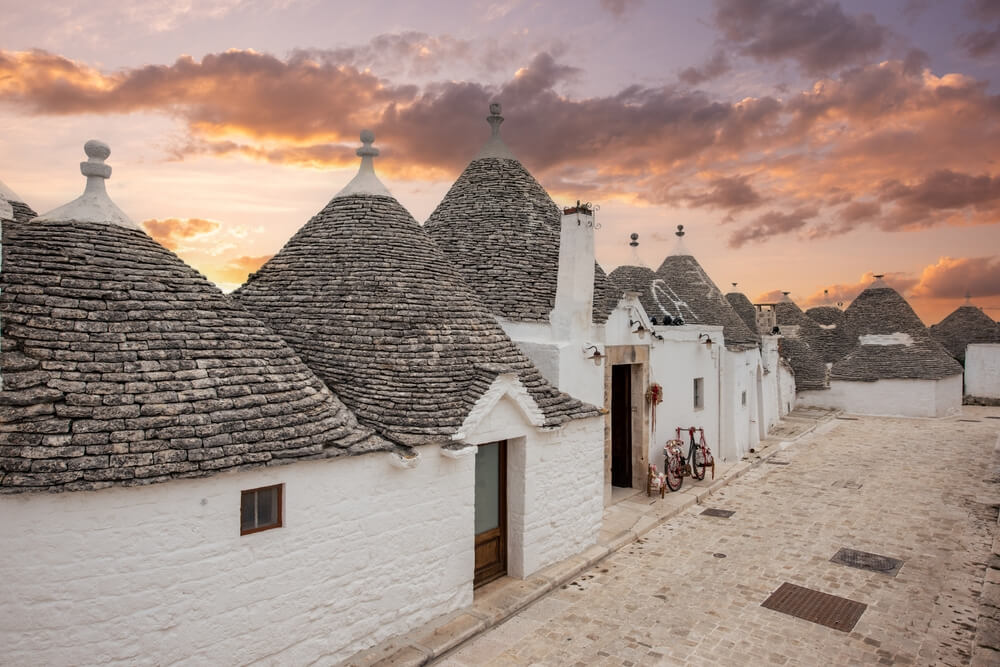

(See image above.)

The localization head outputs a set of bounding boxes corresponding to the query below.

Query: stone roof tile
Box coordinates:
[929,304,1000,362]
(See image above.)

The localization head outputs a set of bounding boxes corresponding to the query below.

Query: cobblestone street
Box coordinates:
[437,410,1000,666]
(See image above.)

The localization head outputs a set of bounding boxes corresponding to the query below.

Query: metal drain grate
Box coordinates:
[957,419,981,423]
[761,582,867,632]
[701,508,735,518]
[835,416,859,420]
[986,416,1000,420]
[765,460,790,465]
[830,547,903,576]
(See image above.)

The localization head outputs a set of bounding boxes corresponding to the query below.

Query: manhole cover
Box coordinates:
[713,553,727,558]
[765,460,790,465]
[761,582,867,632]
[830,547,903,576]
[831,480,863,490]
[701,508,735,518]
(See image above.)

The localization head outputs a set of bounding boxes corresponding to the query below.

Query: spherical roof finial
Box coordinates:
[84,139,110,161]
[629,232,639,247]
[675,224,685,238]
[357,130,378,157]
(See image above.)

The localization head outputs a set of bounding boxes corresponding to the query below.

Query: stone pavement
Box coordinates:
[428,407,1000,666]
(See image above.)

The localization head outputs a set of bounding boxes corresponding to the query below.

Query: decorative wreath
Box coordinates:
[646,383,664,432]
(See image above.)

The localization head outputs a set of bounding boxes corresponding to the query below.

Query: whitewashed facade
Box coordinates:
[964,344,1000,402]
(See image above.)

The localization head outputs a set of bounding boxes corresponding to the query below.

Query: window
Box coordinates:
[693,378,704,410]
[741,391,747,407]
[241,484,283,535]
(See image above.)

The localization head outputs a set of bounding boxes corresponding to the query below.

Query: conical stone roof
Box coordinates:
[0,141,385,493]
[929,304,1000,363]
[651,227,759,348]
[804,305,855,363]
[0,177,37,223]
[725,290,758,335]
[832,280,963,381]
[424,104,614,325]
[235,132,599,446]
[778,337,827,390]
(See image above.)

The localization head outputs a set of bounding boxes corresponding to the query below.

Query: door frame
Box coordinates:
[473,440,507,587]
[602,345,650,506]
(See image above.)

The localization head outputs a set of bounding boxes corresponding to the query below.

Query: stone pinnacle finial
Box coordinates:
[675,224,685,238]
[33,139,136,228]
[873,274,884,280]
[334,129,392,198]
[629,232,639,247]
[357,129,378,157]
[965,290,972,304]
[487,102,503,137]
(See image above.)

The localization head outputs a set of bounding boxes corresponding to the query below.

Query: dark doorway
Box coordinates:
[611,364,633,488]
[474,440,507,587]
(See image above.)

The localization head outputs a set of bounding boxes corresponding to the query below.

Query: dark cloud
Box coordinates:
[878,169,1000,228]
[959,26,1000,58]
[141,217,220,250]
[912,256,1000,298]
[713,0,889,74]
[685,174,764,210]
[291,33,475,78]
[967,0,1000,21]
[600,0,642,18]
[728,206,818,247]
[679,50,731,85]
[839,200,880,223]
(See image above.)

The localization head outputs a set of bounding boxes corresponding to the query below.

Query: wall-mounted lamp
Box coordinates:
[583,344,605,366]
[699,333,714,349]
[629,318,647,339]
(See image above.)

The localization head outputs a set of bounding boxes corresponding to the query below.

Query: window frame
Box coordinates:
[240,483,284,536]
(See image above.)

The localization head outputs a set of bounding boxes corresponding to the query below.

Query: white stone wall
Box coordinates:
[797,374,963,417]
[721,347,758,462]
[758,336,784,433]
[648,325,722,468]
[462,397,604,578]
[966,344,1000,400]
[0,451,475,666]
[778,359,797,416]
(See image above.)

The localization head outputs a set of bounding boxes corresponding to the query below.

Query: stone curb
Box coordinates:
[971,431,1000,664]
[345,411,838,666]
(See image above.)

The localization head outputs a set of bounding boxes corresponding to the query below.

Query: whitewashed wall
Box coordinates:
[778,359,796,416]
[966,344,1000,400]
[721,347,759,462]
[758,335,784,433]
[0,450,475,666]
[648,325,722,468]
[797,374,962,417]
[461,398,604,578]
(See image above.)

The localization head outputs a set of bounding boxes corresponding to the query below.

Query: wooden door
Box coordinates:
[474,440,507,587]
[611,364,632,487]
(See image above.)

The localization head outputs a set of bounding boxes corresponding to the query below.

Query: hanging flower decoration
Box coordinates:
[646,382,663,432]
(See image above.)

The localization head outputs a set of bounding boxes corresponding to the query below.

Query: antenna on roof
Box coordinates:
[675,224,685,238]
[732,282,737,288]
[965,290,972,304]
[629,232,639,247]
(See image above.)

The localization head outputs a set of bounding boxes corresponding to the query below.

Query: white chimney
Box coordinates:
[550,202,596,340]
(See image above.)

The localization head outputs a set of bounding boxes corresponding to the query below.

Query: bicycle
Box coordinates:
[683,426,715,481]
[662,427,715,492]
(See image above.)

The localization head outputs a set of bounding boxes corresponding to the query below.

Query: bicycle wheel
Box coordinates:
[690,444,706,480]
[665,453,683,491]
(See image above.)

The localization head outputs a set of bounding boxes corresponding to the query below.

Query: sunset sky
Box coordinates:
[2,0,998,324]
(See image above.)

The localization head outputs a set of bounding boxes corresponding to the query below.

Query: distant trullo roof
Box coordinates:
[771,295,829,388]
[832,278,962,381]
[0,141,386,493]
[802,304,855,363]
[424,103,615,324]
[0,177,37,223]
[650,226,759,348]
[724,288,758,335]
[929,302,1000,363]
[235,132,599,446]
[607,232,658,309]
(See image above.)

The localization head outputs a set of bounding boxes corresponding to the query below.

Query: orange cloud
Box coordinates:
[203,254,274,287]
[911,256,1000,299]
[141,217,221,250]
[799,271,920,307]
